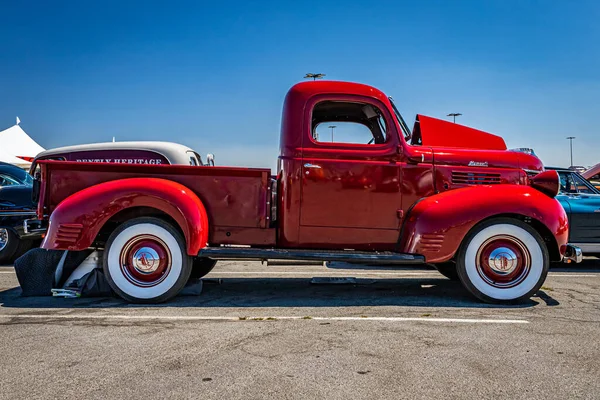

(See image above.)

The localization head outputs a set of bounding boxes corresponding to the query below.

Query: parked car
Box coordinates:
[30,141,213,173]
[548,167,600,256]
[29,81,580,304]
[582,163,600,191]
[0,162,40,263]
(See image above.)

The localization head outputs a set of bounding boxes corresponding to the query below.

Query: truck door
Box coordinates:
[299,96,402,247]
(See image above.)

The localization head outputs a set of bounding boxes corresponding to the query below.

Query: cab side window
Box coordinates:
[311,101,388,145]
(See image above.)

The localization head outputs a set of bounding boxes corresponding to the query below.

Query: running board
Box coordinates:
[198,247,425,265]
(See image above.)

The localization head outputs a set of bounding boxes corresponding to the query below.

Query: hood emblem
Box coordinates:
[468,161,488,167]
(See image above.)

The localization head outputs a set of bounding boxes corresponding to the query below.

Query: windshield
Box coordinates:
[388,97,412,142]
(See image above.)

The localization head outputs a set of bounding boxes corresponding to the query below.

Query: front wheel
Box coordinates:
[103,217,192,303]
[0,228,19,264]
[456,218,549,303]
[434,261,459,281]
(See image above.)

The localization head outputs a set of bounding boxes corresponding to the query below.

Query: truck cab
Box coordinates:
[277,81,544,255]
[30,81,580,304]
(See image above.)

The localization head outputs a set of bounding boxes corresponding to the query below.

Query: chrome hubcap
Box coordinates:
[0,228,8,252]
[132,247,160,274]
[120,235,171,288]
[487,247,518,275]
[476,235,531,289]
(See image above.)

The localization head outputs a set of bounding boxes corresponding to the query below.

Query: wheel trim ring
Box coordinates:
[0,228,8,252]
[475,235,531,289]
[120,235,172,288]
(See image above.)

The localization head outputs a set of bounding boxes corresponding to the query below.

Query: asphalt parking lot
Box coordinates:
[1,260,599,399]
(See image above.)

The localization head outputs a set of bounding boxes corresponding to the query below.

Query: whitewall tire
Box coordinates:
[456,218,549,303]
[103,217,192,303]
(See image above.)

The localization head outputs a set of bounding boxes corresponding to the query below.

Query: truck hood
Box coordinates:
[412,115,545,171]
[414,115,507,150]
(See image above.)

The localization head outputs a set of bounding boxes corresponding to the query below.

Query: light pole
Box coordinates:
[447,113,462,123]
[328,125,336,142]
[304,73,325,81]
[567,136,576,167]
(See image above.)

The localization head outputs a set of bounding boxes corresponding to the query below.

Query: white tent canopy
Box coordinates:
[0,122,45,167]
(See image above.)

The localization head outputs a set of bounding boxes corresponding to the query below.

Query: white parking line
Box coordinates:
[0,314,528,324]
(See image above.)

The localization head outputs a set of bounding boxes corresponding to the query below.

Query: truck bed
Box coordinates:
[37,161,276,246]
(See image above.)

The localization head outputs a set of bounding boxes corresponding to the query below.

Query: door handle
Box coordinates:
[304,163,322,169]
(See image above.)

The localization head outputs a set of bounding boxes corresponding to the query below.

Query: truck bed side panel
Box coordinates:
[41,162,275,244]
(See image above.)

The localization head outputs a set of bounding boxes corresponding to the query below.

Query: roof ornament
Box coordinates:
[16,116,20,125]
[304,73,325,81]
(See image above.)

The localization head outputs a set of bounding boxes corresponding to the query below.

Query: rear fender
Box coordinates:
[42,178,209,255]
[400,185,569,262]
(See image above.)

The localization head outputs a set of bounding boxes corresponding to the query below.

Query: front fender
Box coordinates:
[42,178,209,255]
[401,185,569,262]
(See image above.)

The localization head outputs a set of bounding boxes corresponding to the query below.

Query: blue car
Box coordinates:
[549,168,600,257]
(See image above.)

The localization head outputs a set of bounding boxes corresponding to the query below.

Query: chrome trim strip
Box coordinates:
[523,169,542,175]
[0,211,37,217]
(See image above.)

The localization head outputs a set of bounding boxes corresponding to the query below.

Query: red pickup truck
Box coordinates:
[29,81,580,303]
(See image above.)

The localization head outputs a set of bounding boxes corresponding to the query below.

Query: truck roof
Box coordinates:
[288,80,389,102]
[279,81,394,157]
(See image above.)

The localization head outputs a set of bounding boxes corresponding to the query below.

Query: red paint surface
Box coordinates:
[416,115,507,150]
[400,185,569,262]
[42,177,210,255]
[582,163,600,180]
[529,170,560,197]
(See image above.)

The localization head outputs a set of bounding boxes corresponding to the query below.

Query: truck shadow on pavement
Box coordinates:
[0,277,559,309]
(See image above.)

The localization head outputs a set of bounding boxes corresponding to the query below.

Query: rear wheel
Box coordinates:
[456,218,549,303]
[103,217,192,303]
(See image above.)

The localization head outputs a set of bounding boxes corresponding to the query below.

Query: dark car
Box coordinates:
[548,167,600,256]
[0,162,40,263]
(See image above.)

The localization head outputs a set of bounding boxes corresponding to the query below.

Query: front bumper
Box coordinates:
[23,219,48,236]
[0,211,41,239]
[563,244,583,263]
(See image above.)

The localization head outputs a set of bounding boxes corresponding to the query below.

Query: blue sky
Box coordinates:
[1,0,598,169]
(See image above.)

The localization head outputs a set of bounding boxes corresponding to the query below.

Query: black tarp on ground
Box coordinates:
[14,249,92,296]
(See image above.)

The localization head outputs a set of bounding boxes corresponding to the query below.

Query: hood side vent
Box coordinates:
[452,171,502,185]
